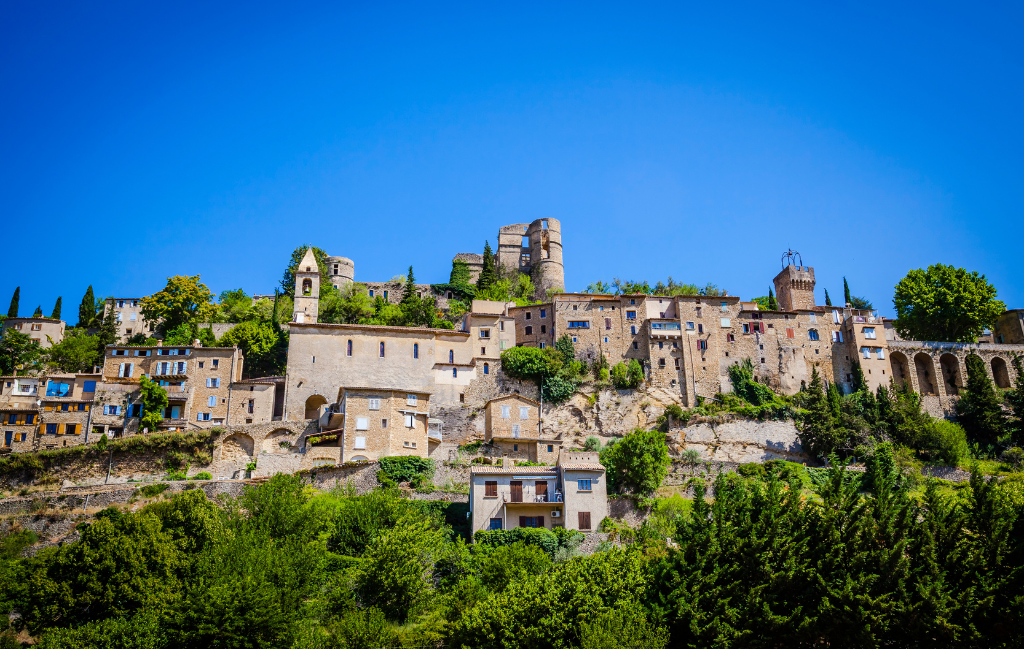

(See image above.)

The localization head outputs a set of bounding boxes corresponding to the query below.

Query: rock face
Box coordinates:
[668,419,807,463]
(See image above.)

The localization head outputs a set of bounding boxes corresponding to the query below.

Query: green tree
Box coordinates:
[893,263,1005,342]
[140,276,216,335]
[7,287,18,318]
[138,376,168,432]
[44,329,100,373]
[956,354,1006,447]
[479,542,552,593]
[555,334,575,366]
[400,266,418,306]
[215,289,254,323]
[844,277,851,306]
[825,288,832,306]
[1007,353,1024,447]
[799,367,845,458]
[49,297,61,321]
[32,305,42,317]
[280,245,330,296]
[476,241,496,291]
[449,258,472,286]
[585,281,611,294]
[599,428,670,497]
[610,359,644,389]
[0,328,42,375]
[319,283,375,324]
[78,285,97,327]
[219,320,286,378]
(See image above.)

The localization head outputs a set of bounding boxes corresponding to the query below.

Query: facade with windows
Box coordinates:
[335,388,432,461]
[483,394,560,463]
[104,298,156,341]
[0,317,65,349]
[468,451,607,535]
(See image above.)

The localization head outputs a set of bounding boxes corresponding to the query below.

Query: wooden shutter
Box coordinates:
[485,481,497,497]
[519,516,527,528]
[510,481,523,503]
[536,481,548,500]
[579,511,591,530]
[537,515,544,528]
[605,318,611,329]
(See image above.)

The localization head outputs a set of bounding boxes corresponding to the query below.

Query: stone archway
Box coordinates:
[890,351,911,389]
[222,433,254,464]
[992,357,1012,389]
[914,353,937,396]
[305,395,328,420]
[262,429,293,453]
[939,354,962,396]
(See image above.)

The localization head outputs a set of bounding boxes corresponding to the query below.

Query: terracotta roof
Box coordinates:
[470,466,557,475]
[288,322,469,336]
[559,463,605,471]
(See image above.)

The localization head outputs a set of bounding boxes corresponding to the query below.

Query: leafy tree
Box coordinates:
[754,289,778,311]
[35,611,165,649]
[479,542,552,593]
[44,329,100,373]
[541,375,577,403]
[500,346,556,381]
[50,297,61,320]
[140,276,216,335]
[78,285,98,328]
[138,376,168,432]
[610,359,644,389]
[219,320,286,378]
[6,287,18,318]
[893,263,1005,342]
[728,358,776,406]
[956,354,1006,447]
[0,328,42,374]
[585,281,611,294]
[319,283,375,325]
[214,289,254,323]
[1007,353,1024,447]
[32,305,42,317]
[555,334,575,366]
[799,367,845,458]
[280,245,330,296]
[580,601,669,649]
[476,241,497,291]
[449,258,472,286]
[599,428,669,497]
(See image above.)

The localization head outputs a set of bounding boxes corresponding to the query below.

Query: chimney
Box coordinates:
[193,339,201,347]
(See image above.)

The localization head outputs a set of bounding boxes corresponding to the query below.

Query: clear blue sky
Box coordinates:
[3,1,1021,323]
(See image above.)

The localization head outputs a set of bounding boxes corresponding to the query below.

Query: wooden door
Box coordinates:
[535,481,548,502]
[510,481,523,502]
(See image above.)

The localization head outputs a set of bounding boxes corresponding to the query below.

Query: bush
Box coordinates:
[541,375,577,403]
[583,436,602,452]
[922,419,971,467]
[474,527,584,560]
[478,542,552,592]
[737,462,765,478]
[610,359,644,389]
[500,346,553,381]
[599,428,670,497]
[378,456,435,488]
[138,483,169,498]
[191,472,212,481]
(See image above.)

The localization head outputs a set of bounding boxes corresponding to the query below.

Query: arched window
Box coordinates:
[808,329,820,341]
[379,342,385,358]
[449,349,454,363]
[301,278,312,296]
[483,362,489,375]
[452,368,458,378]
[346,340,352,356]
[413,343,419,359]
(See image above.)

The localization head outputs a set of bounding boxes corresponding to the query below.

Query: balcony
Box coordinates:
[503,493,562,504]
[488,428,539,441]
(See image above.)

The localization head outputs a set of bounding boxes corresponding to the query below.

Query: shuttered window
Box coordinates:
[578,511,592,530]
[485,481,497,497]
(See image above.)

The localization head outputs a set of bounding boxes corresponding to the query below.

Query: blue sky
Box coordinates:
[3,1,1021,323]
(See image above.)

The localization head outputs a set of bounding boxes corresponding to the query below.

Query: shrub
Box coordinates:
[610,359,644,389]
[139,483,169,498]
[191,472,212,481]
[583,436,602,452]
[541,375,577,403]
[1002,447,1023,471]
[478,542,552,592]
[378,456,435,488]
[922,419,971,467]
[737,462,765,478]
[599,428,670,497]
[474,527,584,560]
[680,449,701,465]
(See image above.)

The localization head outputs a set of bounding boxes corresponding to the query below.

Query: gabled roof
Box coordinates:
[486,394,540,407]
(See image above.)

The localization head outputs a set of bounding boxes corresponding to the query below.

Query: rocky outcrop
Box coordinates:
[667,419,807,463]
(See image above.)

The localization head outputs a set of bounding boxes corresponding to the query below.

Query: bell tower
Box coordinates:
[773,250,816,312]
[293,248,320,324]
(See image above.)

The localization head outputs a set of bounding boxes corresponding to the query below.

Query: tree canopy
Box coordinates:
[140,276,217,336]
[893,263,1005,342]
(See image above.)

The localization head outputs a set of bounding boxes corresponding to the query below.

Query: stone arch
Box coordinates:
[305,394,328,420]
[939,353,962,395]
[890,351,911,388]
[222,433,254,464]
[350,455,369,462]
[914,353,937,396]
[262,429,293,453]
[301,278,312,295]
[992,357,1012,389]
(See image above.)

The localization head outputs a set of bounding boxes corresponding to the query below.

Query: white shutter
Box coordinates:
[502,406,510,418]
[405,414,414,428]
[520,406,529,419]
[876,348,885,360]
[118,363,125,377]
[129,363,134,377]
[354,436,366,449]
[356,417,368,430]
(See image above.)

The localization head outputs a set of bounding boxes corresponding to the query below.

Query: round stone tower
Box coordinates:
[326,256,355,289]
[528,218,564,297]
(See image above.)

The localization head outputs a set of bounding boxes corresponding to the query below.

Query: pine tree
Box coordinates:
[477,241,496,291]
[400,266,418,305]
[767,288,778,311]
[32,305,42,317]
[1005,353,1024,447]
[96,304,120,348]
[956,354,1006,447]
[50,297,62,320]
[7,287,19,318]
[800,367,844,458]
[843,277,851,306]
[825,288,832,306]
[78,286,96,328]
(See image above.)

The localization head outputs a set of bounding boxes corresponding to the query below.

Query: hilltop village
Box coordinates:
[2,218,1024,533]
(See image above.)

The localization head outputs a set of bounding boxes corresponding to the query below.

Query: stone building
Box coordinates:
[1,317,65,348]
[330,388,432,462]
[483,394,560,463]
[494,218,565,299]
[104,298,156,341]
[994,310,1024,344]
[468,450,607,534]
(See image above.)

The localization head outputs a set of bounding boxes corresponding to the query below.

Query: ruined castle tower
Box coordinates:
[495,218,565,298]
[326,256,355,289]
[773,251,816,312]
[293,248,320,323]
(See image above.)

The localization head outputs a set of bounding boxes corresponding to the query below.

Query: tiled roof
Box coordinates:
[559,463,605,471]
[470,466,557,475]
[288,322,470,336]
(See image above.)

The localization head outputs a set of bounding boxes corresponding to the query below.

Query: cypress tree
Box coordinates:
[96,304,120,348]
[32,305,42,317]
[843,277,851,306]
[800,367,843,458]
[50,297,62,320]
[400,266,418,305]
[78,285,96,328]
[825,288,832,306]
[1004,353,1024,447]
[7,287,19,317]
[956,354,1006,446]
[767,288,778,310]
[851,360,867,393]
[476,241,496,291]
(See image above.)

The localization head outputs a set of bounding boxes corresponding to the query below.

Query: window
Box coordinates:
[604,337,608,343]
[206,378,220,388]
[485,481,498,497]
[525,312,532,320]
[547,444,553,452]
[379,342,385,357]
[502,406,511,418]
[104,405,122,415]
[567,321,589,329]
[539,342,546,349]
[721,302,728,312]
[572,305,577,311]
[248,399,254,414]
[405,414,414,427]
[697,340,708,351]
[354,436,366,449]
[658,341,664,349]
[452,368,457,378]
[46,381,71,397]
[630,325,636,334]
[129,313,136,321]
[519,516,543,528]
[448,349,454,363]
[197,412,212,421]
[686,322,695,330]
[578,479,592,491]
[659,358,665,367]
[512,424,520,437]
[46,424,58,435]
[572,337,577,343]
[540,309,546,318]
[208,396,217,407]
[525,326,533,335]
[605,318,612,330]
[626,310,636,320]
[675,358,680,369]
[368,398,381,410]
[876,348,885,360]
[489,518,502,530]
[832,331,844,343]
[383,290,388,300]
[519,406,529,419]
[483,363,489,374]
[630,299,635,305]
[369,289,374,298]
[727,333,736,342]
[347,340,353,356]
[863,327,877,339]
[480,328,490,338]
[578,511,592,530]
[65,424,78,435]
[212,359,218,368]
[786,328,795,338]
[405,393,418,406]
[809,313,817,323]
[633,341,638,349]
[198,361,205,368]
[808,329,820,341]
[381,418,388,428]
[832,310,842,324]
[861,347,871,359]
[721,318,730,328]
[356,417,369,430]
[696,307,702,317]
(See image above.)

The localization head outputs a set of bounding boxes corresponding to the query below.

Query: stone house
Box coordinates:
[483,394,560,463]
[1,317,65,348]
[468,450,607,534]
[104,298,156,341]
[335,388,432,461]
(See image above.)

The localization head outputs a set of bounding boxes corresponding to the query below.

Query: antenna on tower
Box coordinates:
[781,249,803,269]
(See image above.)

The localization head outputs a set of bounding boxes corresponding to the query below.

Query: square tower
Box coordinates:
[293,248,320,324]
[773,264,816,312]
